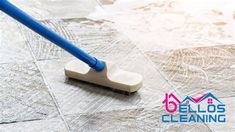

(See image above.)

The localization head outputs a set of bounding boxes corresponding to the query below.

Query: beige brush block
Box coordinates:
[64,60,143,93]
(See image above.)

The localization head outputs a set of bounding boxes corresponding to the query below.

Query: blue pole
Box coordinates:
[0,0,105,71]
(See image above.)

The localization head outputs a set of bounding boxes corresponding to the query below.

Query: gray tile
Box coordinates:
[63,18,130,58]
[19,18,128,61]
[0,62,58,123]
[19,19,76,60]
[146,45,235,98]
[38,46,172,115]
[65,106,210,132]
[0,15,33,64]
[0,117,68,132]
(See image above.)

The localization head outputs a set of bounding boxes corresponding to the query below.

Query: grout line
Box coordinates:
[132,43,213,132]
[20,26,71,132]
[35,61,71,132]
[14,14,222,131]
[0,116,60,125]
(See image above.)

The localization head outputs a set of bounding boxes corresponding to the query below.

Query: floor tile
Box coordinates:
[19,18,129,61]
[0,117,68,132]
[19,19,76,61]
[0,62,58,123]
[38,47,172,115]
[65,107,211,132]
[93,0,234,53]
[1,0,233,131]
[146,45,235,98]
[0,15,33,64]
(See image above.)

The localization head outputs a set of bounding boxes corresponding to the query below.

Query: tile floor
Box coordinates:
[0,0,234,131]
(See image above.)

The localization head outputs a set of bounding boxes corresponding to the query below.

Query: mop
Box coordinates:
[0,0,143,93]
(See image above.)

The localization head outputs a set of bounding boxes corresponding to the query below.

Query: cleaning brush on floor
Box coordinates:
[0,0,143,93]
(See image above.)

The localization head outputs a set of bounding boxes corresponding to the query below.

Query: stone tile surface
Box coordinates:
[0,62,58,123]
[146,45,235,98]
[145,44,235,131]
[19,19,76,60]
[65,107,210,132]
[92,0,234,53]
[38,47,172,115]
[0,0,234,131]
[0,117,68,132]
[0,15,33,64]
[19,18,133,61]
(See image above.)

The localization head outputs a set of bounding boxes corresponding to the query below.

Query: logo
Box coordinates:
[162,93,226,123]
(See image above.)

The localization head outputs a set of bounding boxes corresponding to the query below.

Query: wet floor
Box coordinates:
[0,0,234,131]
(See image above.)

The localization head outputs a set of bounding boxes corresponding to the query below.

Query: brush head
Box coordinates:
[64,60,143,93]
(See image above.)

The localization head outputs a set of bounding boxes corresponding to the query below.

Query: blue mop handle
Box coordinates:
[0,0,105,71]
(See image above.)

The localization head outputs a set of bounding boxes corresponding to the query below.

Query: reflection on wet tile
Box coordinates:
[65,106,210,132]
[38,47,171,115]
[0,117,67,132]
[146,45,235,98]
[0,16,33,64]
[92,0,234,52]
[0,62,58,123]
[207,97,235,132]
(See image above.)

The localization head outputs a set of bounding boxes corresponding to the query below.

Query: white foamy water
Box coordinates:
[90,0,235,51]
